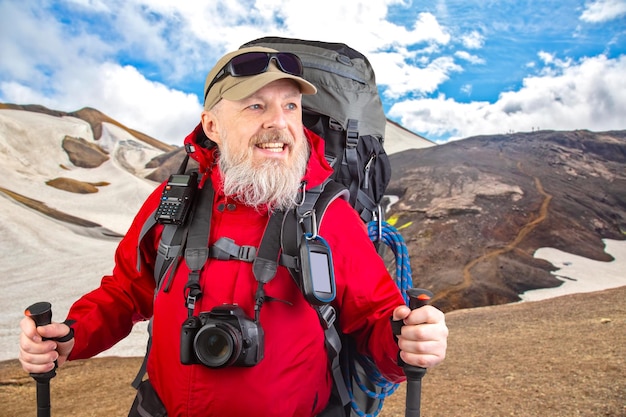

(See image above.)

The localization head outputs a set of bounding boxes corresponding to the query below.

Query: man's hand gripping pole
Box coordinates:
[25,302,57,417]
[392,288,434,417]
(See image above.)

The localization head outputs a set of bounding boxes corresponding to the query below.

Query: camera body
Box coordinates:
[180,304,264,368]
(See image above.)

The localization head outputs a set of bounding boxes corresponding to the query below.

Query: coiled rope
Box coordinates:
[343,220,413,417]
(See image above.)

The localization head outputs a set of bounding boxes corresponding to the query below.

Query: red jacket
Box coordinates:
[66,126,405,416]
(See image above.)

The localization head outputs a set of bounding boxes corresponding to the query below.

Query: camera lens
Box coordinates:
[194,323,242,368]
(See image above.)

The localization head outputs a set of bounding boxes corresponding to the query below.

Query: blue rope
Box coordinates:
[343,220,413,417]
[367,221,413,304]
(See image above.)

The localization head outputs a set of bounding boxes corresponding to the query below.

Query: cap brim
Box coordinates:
[221,72,317,102]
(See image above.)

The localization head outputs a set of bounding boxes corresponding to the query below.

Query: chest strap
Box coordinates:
[210,237,257,261]
[208,237,300,270]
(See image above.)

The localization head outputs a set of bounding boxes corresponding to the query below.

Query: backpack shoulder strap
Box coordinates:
[132,171,207,389]
[277,179,351,407]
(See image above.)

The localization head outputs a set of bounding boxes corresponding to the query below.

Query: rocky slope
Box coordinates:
[386,130,626,311]
[0,103,176,153]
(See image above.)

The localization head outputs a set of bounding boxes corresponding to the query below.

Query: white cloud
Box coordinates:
[580,0,626,22]
[376,54,463,99]
[389,54,626,141]
[0,0,202,144]
[0,1,112,82]
[77,64,202,143]
[131,0,408,58]
[2,0,461,146]
[461,30,485,49]
[1,63,202,145]
[455,51,486,65]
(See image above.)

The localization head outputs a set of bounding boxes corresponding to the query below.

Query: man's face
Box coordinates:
[201,79,310,210]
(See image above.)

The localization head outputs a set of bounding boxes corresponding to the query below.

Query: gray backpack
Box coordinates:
[241,37,392,224]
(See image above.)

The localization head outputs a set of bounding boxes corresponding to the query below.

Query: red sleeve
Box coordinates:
[66,183,165,360]
[319,199,406,382]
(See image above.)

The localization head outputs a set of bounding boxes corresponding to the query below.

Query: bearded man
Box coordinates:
[19,46,448,417]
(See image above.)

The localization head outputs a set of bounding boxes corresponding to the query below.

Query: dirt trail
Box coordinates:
[432,163,552,304]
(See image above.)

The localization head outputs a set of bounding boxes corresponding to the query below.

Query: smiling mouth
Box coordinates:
[256,142,287,153]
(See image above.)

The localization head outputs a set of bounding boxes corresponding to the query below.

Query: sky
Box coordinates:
[1,0,625,145]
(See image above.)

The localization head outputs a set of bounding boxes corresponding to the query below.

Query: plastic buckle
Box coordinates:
[158,241,179,259]
[211,238,257,262]
[328,118,343,132]
[186,294,197,310]
[346,119,359,148]
[238,245,257,262]
[319,305,337,330]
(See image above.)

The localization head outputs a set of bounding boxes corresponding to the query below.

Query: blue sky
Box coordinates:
[1,0,625,145]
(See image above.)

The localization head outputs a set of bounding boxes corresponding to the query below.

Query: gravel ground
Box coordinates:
[2,286,624,417]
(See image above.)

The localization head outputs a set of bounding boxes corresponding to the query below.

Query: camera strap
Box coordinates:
[183,179,214,316]
[251,208,286,321]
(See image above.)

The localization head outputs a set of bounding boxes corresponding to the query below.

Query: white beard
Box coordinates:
[218,129,310,211]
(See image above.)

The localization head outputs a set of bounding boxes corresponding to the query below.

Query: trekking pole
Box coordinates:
[403,288,434,417]
[25,302,57,417]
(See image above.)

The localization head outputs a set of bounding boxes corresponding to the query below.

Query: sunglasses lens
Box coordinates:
[229,52,303,77]
[230,52,271,76]
[205,52,305,100]
[275,53,303,76]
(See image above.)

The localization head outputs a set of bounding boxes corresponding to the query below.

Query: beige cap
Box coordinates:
[203,46,317,110]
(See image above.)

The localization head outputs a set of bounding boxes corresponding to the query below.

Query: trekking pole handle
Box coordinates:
[403,288,434,417]
[25,302,57,417]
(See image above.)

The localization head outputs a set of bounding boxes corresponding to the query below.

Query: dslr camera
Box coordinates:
[180,304,264,368]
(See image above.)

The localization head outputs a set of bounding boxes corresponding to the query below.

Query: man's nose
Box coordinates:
[262,104,288,130]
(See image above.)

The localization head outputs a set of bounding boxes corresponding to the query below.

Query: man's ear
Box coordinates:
[201,110,221,146]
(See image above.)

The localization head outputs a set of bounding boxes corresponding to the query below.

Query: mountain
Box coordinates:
[0,103,176,153]
[0,104,624,320]
[386,130,626,311]
[384,118,436,153]
[0,105,173,360]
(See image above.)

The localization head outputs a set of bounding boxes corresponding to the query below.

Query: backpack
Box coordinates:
[133,38,409,417]
[240,37,392,224]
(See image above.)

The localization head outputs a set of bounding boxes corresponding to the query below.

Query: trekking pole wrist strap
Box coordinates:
[55,320,75,343]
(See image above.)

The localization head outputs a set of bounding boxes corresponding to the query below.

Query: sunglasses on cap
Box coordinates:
[204,52,304,101]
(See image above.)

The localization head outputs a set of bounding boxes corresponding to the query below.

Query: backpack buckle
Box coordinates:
[238,245,256,262]
[210,237,257,262]
[346,119,359,148]
[319,304,336,330]
[157,240,180,259]
[328,118,343,132]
